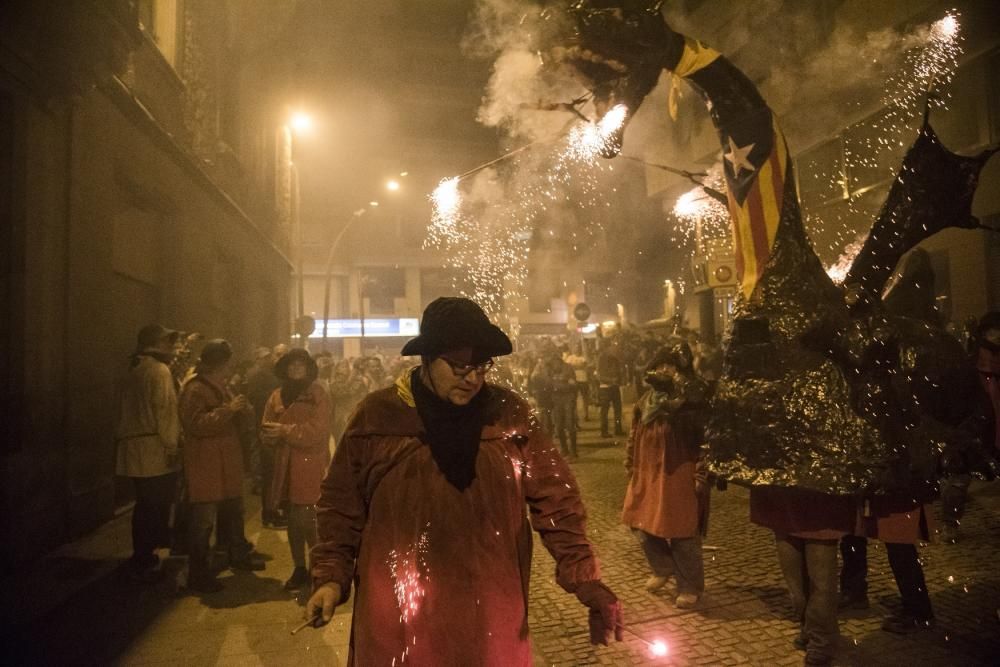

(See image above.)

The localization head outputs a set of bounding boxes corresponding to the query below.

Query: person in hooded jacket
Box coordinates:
[261,348,332,591]
[622,347,709,609]
[305,297,622,665]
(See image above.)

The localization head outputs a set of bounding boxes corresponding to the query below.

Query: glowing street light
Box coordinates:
[290,111,313,135]
[386,179,401,192]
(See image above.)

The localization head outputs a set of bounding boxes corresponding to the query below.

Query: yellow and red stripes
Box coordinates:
[727,121,789,299]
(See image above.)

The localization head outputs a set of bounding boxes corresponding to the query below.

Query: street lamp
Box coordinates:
[319,171,409,348]
[284,109,314,326]
[290,111,313,135]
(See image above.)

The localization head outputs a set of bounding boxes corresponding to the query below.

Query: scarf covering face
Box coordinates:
[410,367,490,491]
[281,378,312,408]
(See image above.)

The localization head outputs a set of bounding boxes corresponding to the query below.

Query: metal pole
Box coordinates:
[358,268,366,341]
[292,162,304,320]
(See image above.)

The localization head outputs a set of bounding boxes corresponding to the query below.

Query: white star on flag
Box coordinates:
[724,136,756,175]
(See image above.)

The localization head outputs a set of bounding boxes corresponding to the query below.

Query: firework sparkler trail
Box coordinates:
[426,105,630,321]
[619,624,669,658]
[668,165,731,253]
[797,10,964,280]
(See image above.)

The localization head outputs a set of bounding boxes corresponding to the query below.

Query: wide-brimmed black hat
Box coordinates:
[274,347,319,381]
[401,297,513,360]
[198,339,233,369]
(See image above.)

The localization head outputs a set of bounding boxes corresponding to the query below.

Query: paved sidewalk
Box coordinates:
[0,483,354,666]
[2,413,998,665]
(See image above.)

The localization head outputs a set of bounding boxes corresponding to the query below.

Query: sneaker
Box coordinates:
[231,553,266,571]
[645,575,669,592]
[838,592,870,610]
[188,575,224,593]
[881,614,934,634]
[284,566,310,591]
[674,593,699,609]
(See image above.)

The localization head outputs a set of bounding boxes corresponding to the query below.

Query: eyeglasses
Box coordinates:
[438,356,494,378]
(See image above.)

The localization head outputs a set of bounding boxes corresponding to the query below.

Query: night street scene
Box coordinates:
[2,1,999,665]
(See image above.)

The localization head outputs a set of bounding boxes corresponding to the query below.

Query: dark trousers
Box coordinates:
[839,535,933,621]
[288,504,318,568]
[536,404,554,436]
[940,473,970,525]
[188,497,252,581]
[130,472,177,568]
[552,397,578,456]
[598,385,623,435]
[633,529,704,594]
[775,534,839,659]
[259,446,278,522]
[576,381,591,419]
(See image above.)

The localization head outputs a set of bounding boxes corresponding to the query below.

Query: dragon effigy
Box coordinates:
[544,0,997,495]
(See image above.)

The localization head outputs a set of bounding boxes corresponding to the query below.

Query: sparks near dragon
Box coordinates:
[543,0,997,495]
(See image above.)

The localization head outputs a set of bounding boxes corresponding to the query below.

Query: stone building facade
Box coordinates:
[0,0,296,566]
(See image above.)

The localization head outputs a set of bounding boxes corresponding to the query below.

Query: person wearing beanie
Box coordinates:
[306,297,622,664]
[179,339,265,592]
[260,348,331,591]
[622,347,710,609]
[115,324,182,582]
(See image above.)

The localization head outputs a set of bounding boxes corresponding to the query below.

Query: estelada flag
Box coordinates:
[671,38,791,299]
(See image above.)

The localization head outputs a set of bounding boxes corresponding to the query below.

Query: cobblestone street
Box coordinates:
[529,423,1000,666]
[3,414,998,666]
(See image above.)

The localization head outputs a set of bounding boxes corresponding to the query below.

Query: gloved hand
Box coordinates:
[574,580,624,645]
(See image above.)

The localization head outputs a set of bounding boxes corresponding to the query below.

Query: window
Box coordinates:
[137,0,180,66]
[362,268,405,314]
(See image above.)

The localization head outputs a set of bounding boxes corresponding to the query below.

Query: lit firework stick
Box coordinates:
[563,104,628,163]
[620,624,669,658]
[669,166,731,252]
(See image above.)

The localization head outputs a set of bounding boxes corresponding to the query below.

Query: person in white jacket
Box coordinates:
[116,324,182,581]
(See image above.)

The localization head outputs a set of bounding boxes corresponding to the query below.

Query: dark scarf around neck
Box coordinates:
[639,389,676,425]
[281,379,312,408]
[410,367,490,491]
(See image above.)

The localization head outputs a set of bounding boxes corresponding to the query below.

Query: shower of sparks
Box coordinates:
[430,177,461,237]
[388,532,430,625]
[424,106,628,327]
[563,104,628,163]
[668,166,730,253]
[804,11,963,272]
[825,234,867,284]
